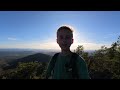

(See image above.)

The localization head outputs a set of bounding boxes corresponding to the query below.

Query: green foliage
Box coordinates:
[74,45,84,55]
[74,36,120,79]
[1,62,48,79]
[74,45,89,65]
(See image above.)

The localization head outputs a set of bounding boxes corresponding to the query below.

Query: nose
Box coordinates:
[62,38,67,43]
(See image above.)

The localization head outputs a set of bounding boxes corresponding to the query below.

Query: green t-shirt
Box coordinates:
[46,53,90,79]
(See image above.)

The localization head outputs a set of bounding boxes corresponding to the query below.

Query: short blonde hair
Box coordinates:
[57,25,73,38]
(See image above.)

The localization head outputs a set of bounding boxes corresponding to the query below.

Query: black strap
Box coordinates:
[70,53,79,79]
[51,53,59,73]
[52,53,59,66]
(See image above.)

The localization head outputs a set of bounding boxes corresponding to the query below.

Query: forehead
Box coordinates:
[57,29,72,36]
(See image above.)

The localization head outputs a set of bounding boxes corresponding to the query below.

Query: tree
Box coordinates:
[74,45,84,55]
[3,62,41,79]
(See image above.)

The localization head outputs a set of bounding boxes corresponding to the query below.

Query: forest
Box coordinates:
[0,36,120,79]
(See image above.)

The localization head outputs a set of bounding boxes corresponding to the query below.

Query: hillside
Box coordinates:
[3,53,51,69]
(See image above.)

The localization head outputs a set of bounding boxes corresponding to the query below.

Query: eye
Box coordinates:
[66,36,70,39]
[60,36,63,39]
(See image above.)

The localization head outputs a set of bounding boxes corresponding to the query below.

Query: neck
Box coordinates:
[61,49,72,55]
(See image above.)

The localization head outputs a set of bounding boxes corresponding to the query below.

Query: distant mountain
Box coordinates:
[3,53,51,70]
[0,48,59,52]
[0,51,36,58]
[0,48,59,57]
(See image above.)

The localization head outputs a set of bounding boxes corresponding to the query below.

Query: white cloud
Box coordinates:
[71,42,111,50]
[8,37,17,41]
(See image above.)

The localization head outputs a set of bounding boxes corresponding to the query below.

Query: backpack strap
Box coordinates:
[52,53,59,65]
[69,53,79,79]
[50,53,59,73]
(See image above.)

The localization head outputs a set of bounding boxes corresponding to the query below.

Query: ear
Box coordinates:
[71,38,74,44]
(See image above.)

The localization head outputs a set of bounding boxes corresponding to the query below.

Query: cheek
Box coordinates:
[68,39,73,43]
[57,39,61,44]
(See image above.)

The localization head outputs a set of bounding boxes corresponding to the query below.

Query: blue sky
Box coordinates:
[0,11,120,50]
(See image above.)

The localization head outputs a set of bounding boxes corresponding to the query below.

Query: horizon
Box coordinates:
[0,11,120,50]
[0,48,100,52]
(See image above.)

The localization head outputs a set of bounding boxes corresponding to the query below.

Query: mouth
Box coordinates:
[62,44,67,46]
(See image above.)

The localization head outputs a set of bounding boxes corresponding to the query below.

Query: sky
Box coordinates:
[0,11,120,51]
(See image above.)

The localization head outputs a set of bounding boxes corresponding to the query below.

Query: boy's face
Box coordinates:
[57,29,73,51]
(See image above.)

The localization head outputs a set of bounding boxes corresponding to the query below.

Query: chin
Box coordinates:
[62,48,69,51]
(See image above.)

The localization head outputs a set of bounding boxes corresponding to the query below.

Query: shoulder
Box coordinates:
[52,53,60,58]
[73,53,86,63]
[50,53,60,61]
[71,52,79,58]
[72,53,83,59]
[48,53,60,65]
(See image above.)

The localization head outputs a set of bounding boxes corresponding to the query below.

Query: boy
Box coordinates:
[45,25,90,79]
